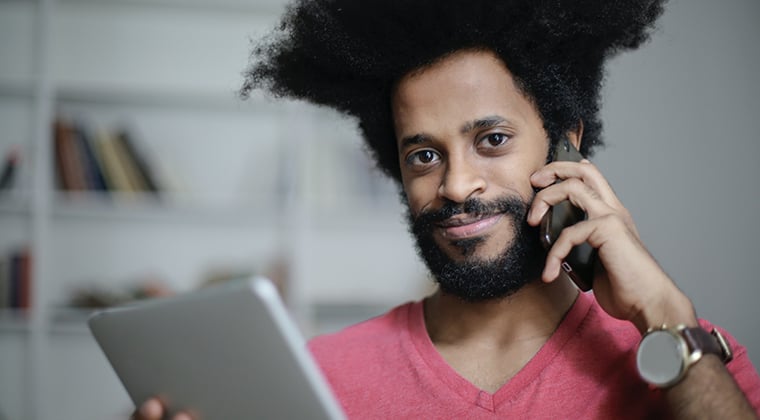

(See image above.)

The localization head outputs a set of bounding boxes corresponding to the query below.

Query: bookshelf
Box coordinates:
[0,0,427,419]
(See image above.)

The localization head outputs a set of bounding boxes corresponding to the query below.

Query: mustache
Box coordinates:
[413,196,528,227]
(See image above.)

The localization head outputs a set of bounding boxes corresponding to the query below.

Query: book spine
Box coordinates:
[9,252,20,308]
[0,147,19,191]
[74,124,109,192]
[111,131,148,192]
[94,130,135,193]
[53,119,89,191]
[117,130,160,193]
[18,249,31,309]
[53,120,72,190]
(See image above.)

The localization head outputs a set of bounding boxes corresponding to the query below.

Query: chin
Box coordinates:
[438,234,512,261]
[404,193,544,301]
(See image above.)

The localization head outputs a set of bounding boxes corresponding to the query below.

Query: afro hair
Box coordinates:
[242,0,667,183]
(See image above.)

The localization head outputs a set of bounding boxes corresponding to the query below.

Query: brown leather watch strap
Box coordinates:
[682,327,733,363]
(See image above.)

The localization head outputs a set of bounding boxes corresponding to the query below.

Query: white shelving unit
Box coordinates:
[0,0,428,418]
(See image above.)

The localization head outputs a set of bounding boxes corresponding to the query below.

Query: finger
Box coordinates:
[542,213,640,283]
[541,224,589,283]
[531,160,622,208]
[173,412,195,420]
[528,177,613,226]
[135,398,164,420]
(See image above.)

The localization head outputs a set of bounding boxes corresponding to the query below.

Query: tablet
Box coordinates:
[88,276,346,420]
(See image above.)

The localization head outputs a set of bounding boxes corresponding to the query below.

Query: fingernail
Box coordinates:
[140,399,162,418]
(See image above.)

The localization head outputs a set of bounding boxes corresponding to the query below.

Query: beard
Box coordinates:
[403,193,545,302]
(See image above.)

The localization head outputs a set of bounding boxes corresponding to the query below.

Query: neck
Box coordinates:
[423,276,579,349]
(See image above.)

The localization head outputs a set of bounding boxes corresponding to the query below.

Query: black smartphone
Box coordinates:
[538,138,597,291]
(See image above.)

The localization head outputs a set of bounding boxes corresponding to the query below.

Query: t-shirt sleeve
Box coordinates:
[699,319,760,414]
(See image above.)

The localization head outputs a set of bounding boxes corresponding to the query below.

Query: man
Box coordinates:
[137,0,760,418]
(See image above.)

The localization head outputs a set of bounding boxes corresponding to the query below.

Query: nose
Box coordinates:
[437,155,486,203]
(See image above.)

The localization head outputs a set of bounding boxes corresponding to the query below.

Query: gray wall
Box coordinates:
[598,0,760,364]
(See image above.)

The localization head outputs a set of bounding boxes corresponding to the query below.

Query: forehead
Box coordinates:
[391,50,541,138]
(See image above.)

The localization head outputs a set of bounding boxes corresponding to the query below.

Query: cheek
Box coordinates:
[402,175,439,215]
[482,159,534,198]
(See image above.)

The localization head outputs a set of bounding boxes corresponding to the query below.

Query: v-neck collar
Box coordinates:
[405,292,593,411]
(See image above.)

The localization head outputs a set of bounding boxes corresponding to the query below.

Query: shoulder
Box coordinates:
[308,301,417,369]
[306,301,423,410]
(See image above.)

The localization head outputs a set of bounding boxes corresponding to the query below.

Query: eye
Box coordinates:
[406,149,440,167]
[480,132,510,148]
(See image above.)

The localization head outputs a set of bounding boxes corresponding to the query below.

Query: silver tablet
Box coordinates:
[88,277,345,420]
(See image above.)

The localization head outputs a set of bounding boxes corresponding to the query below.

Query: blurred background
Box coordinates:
[0,0,758,418]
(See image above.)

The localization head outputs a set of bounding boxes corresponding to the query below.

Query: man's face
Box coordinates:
[391,49,551,300]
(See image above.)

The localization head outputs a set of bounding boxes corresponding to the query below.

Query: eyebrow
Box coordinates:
[398,115,509,151]
[399,133,430,151]
[460,115,508,134]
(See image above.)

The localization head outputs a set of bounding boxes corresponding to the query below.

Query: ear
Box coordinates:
[565,120,584,151]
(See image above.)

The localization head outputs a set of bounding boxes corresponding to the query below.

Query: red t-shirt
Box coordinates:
[309,292,760,419]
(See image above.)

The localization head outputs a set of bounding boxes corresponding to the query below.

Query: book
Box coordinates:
[73,124,109,192]
[4,249,33,309]
[117,129,160,193]
[111,130,148,192]
[53,119,89,191]
[0,147,19,191]
[50,119,168,196]
[93,130,136,193]
[9,252,20,308]
[17,249,31,309]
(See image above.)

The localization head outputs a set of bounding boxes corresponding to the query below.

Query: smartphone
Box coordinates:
[539,138,597,291]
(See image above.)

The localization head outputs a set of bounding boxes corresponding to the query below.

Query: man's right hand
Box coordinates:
[131,398,194,420]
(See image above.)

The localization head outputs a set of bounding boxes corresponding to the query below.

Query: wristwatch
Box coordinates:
[636,325,733,388]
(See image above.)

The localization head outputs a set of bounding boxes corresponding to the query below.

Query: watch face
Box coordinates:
[637,330,686,387]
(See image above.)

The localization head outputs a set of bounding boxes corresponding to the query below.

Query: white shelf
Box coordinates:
[0,191,30,216]
[48,307,95,335]
[0,308,100,335]
[54,84,290,113]
[0,189,296,226]
[60,0,289,14]
[50,191,283,226]
[0,309,32,333]
[0,78,36,100]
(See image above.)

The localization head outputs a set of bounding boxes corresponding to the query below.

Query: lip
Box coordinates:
[436,213,504,239]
